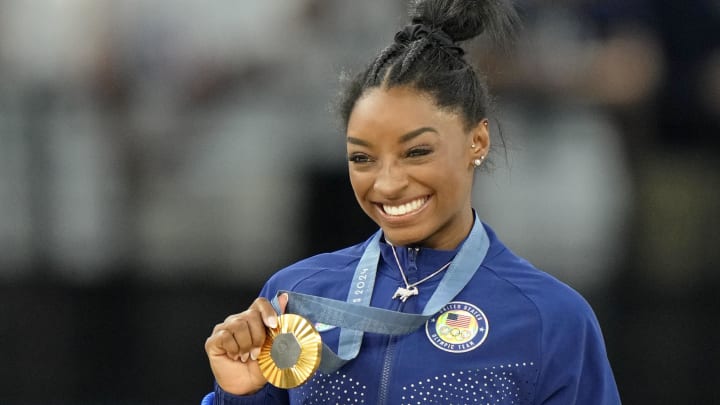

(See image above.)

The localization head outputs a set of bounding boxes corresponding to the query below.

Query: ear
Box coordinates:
[468,119,490,162]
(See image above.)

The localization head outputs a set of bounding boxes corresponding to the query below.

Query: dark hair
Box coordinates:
[339,0,518,133]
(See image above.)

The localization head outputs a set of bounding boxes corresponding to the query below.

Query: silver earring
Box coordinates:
[473,156,485,167]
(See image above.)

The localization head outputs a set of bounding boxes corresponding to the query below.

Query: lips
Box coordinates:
[380,196,429,216]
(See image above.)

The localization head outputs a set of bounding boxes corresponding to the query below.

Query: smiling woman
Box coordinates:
[346,86,487,250]
[202,0,621,404]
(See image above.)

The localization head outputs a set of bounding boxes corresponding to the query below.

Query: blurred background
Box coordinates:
[0,0,718,403]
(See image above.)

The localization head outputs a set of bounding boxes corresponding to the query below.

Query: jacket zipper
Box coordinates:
[378,247,419,404]
[378,311,401,405]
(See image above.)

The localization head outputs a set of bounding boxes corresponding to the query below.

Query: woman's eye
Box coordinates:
[406,148,432,158]
[348,153,371,163]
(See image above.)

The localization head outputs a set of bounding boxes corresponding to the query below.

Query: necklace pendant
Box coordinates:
[392,285,419,302]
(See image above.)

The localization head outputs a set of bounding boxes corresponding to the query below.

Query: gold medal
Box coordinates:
[257,314,322,389]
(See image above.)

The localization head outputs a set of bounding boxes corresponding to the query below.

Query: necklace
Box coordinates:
[390,245,453,302]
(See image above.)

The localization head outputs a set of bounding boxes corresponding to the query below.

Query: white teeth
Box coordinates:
[382,198,427,216]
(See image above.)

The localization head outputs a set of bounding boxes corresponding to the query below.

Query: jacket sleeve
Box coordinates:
[201,383,289,405]
[534,293,621,404]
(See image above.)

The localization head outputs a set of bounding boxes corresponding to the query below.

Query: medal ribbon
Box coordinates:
[272,213,489,374]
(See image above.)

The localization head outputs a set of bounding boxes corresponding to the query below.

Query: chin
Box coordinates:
[381,227,429,247]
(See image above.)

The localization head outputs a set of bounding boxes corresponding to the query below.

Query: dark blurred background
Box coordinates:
[0,0,718,404]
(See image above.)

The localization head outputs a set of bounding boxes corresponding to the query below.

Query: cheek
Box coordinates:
[425,166,471,202]
[348,171,371,200]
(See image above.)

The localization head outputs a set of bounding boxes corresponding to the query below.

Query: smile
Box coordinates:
[381,196,429,216]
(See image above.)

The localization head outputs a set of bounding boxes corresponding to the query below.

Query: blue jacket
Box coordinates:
[203,223,621,404]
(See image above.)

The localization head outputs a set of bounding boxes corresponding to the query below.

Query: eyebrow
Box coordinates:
[347,126,439,146]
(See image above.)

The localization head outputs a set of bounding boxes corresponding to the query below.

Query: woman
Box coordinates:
[203,0,621,403]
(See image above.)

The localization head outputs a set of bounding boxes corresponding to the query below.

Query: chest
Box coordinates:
[286,269,543,404]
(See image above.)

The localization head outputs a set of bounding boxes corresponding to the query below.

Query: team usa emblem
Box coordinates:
[425,301,489,353]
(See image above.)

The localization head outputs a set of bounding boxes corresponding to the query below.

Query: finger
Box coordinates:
[250,297,279,329]
[205,328,238,358]
[213,313,242,334]
[227,317,255,356]
[220,329,241,359]
[246,315,268,361]
[247,294,288,360]
[278,293,289,314]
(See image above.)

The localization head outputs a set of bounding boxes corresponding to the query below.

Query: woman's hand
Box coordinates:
[205,294,288,395]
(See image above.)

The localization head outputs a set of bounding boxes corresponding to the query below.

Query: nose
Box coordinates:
[373,161,408,197]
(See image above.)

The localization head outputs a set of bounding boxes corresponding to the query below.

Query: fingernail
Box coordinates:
[250,347,261,360]
[240,352,250,363]
[266,316,277,329]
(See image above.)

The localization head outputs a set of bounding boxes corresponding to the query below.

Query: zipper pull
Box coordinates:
[407,246,420,263]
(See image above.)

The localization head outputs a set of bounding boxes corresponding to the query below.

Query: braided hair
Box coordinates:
[340,0,518,132]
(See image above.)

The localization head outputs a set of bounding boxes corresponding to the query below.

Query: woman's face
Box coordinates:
[346,86,489,250]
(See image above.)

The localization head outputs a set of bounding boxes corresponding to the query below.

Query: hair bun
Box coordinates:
[408,0,518,43]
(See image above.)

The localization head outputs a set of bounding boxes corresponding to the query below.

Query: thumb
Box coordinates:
[278,292,289,314]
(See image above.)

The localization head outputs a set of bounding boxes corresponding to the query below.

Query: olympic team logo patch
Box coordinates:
[425,301,489,353]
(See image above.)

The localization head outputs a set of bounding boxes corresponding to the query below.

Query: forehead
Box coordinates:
[347,86,463,137]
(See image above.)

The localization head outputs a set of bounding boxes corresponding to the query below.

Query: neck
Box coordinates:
[420,209,476,250]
